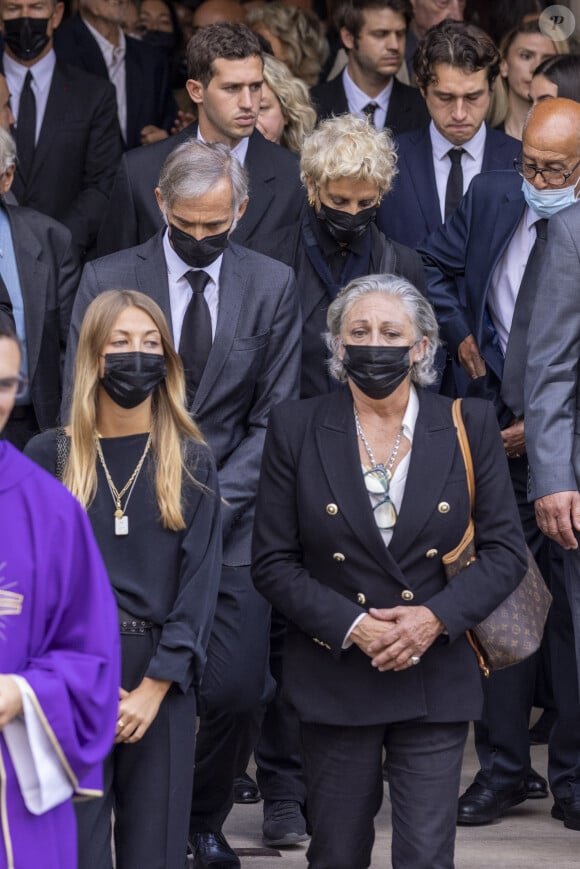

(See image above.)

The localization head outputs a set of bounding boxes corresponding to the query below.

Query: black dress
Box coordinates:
[25,430,223,869]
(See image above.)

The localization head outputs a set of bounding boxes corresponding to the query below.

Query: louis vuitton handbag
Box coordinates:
[441,399,552,677]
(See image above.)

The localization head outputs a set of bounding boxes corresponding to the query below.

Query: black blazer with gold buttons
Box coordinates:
[252,386,527,726]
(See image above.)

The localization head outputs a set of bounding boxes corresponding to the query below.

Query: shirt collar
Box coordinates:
[4,48,55,87]
[429,119,486,163]
[197,127,250,166]
[162,227,223,285]
[402,383,419,443]
[81,17,126,60]
[342,66,393,113]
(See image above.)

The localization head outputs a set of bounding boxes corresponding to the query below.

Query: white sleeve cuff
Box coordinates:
[342,613,367,649]
[3,675,74,815]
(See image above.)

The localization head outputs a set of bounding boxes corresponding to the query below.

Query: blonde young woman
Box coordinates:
[25,289,222,869]
[492,19,568,139]
[257,54,317,154]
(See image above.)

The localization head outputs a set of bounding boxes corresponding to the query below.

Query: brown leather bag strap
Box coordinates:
[452,399,475,514]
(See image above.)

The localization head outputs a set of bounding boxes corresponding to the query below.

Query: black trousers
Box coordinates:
[255,608,306,804]
[75,631,197,869]
[473,455,554,788]
[548,543,580,801]
[189,564,273,834]
[301,719,468,869]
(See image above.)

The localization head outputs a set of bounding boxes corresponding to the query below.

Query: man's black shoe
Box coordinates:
[263,800,309,847]
[190,832,240,868]
[457,781,528,825]
[552,796,580,831]
[233,772,261,804]
[525,769,548,799]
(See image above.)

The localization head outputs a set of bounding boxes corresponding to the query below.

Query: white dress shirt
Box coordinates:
[343,384,420,647]
[163,228,221,347]
[430,121,486,222]
[487,207,539,354]
[5,50,56,143]
[342,67,393,130]
[82,18,127,142]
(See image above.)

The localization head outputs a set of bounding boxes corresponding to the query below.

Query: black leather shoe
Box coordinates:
[263,800,309,847]
[233,772,261,804]
[457,781,528,825]
[552,796,580,830]
[190,832,240,868]
[525,769,548,799]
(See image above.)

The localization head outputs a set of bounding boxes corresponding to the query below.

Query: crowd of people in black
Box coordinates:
[2,1,580,868]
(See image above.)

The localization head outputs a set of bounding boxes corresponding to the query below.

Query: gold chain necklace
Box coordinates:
[95,433,152,536]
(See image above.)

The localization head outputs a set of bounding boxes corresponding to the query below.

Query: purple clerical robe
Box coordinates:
[0,441,120,869]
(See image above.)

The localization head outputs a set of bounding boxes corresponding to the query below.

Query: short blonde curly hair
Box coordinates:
[300,114,398,194]
[246,2,329,88]
[262,55,317,154]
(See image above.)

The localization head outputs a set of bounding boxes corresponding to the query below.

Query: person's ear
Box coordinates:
[0,164,15,195]
[186,78,204,106]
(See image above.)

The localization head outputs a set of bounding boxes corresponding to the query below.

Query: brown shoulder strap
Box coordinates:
[452,399,475,513]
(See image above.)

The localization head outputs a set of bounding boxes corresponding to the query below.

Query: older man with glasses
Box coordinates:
[418,97,580,827]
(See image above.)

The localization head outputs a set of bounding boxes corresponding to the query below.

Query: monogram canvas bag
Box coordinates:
[442,400,552,677]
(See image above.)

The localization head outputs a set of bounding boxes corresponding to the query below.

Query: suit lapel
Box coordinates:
[124,41,141,147]
[134,233,173,335]
[480,188,526,339]
[9,208,47,380]
[240,131,276,239]
[388,391,457,563]
[191,245,245,412]
[405,127,441,231]
[315,389,408,579]
[482,127,517,172]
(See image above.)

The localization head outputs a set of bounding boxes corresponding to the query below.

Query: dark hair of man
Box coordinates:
[533,54,580,104]
[335,0,412,41]
[0,310,18,344]
[186,23,263,85]
[414,19,501,92]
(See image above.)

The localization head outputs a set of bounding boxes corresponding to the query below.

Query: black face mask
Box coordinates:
[100,352,167,409]
[342,344,412,399]
[169,223,230,268]
[316,202,377,245]
[4,17,50,62]
[141,29,177,56]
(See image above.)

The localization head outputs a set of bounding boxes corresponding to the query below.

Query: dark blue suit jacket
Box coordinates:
[419,171,525,391]
[54,15,176,150]
[377,124,520,248]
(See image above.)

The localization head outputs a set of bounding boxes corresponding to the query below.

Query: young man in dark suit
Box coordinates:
[1,0,123,257]
[377,19,520,249]
[97,23,303,256]
[311,0,428,137]
[64,139,301,869]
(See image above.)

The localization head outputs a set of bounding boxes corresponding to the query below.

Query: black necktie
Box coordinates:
[16,70,36,182]
[362,102,379,126]
[179,270,212,403]
[444,148,465,219]
[501,218,548,417]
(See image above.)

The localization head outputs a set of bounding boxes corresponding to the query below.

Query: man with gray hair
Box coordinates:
[64,137,301,869]
[0,125,80,449]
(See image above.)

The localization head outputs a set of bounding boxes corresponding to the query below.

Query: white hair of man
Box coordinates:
[0,127,17,175]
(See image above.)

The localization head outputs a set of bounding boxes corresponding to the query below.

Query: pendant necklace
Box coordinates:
[95,433,152,536]
[354,407,403,479]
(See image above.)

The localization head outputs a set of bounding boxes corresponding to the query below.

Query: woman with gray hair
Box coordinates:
[252,274,527,869]
[250,113,425,399]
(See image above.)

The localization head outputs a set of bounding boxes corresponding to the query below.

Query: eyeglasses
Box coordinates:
[513,156,580,188]
[0,374,28,399]
[363,466,397,530]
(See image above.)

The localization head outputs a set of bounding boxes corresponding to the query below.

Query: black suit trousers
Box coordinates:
[189,564,273,833]
[301,719,468,869]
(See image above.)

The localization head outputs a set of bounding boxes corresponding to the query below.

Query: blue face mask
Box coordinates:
[522,178,579,218]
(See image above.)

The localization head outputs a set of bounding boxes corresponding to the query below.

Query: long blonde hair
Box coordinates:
[64,290,206,531]
[262,55,317,154]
